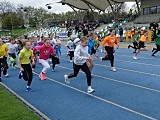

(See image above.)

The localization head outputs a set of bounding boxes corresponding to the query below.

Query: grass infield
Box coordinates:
[0,85,41,120]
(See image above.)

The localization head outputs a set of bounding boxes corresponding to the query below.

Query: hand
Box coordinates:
[117,45,119,49]
[20,67,24,71]
[88,56,93,61]
[32,61,35,65]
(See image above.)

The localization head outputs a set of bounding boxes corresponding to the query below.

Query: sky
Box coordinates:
[6,0,135,13]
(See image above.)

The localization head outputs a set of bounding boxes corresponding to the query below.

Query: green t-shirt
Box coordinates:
[94,39,99,44]
[19,48,33,64]
[67,37,71,41]
[155,35,160,45]
[132,34,140,42]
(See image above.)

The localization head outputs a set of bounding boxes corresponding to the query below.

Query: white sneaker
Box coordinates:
[87,88,95,93]
[4,73,9,77]
[133,56,137,60]
[111,67,116,72]
[100,57,103,62]
[64,75,70,84]
[69,60,73,63]
[49,59,52,62]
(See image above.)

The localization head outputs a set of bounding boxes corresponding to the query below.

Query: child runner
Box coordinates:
[31,38,39,70]
[100,29,119,72]
[133,30,148,59]
[33,38,55,80]
[0,39,9,82]
[64,36,95,93]
[6,38,18,69]
[87,32,95,72]
[128,31,140,53]
[66,35,76,62]
[18,40,35,92]
[51,43,60,71]
[151,30,160,57]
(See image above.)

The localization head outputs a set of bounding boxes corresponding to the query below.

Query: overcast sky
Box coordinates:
[6,0,134,13]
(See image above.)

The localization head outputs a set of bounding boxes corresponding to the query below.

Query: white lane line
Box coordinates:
[115,59,160,67]
[32,71,156,120]
[115,54,158,60]
[60,52,160,67]
[57,65,160,94]
[115,50,153,56]
[94,63,160,77]
[60,57,160,77]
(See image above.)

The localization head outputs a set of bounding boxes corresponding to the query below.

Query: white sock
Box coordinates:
[27,86,30,88]
[88,86,91,89]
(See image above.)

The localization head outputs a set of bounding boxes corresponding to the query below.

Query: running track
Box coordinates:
[1,44,160,120]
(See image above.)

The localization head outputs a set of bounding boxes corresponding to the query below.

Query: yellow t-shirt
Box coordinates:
[19,48,33,64]
[3,44,8,57]
[0,44,8,57]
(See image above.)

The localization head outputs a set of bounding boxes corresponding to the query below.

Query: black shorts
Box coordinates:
[8,53,16,59]
[138,41,146,49]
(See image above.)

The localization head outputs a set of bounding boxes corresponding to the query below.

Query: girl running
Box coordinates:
[64,36,95,93]
[18,40,35,92]
[151,30,160,57]
[66,35,76,62]
[33,38,55,80]
[128,31,140,53]
[133,30,148,59]
[100,29,119,72]
[6,38,18,69]
[0,39,9,82]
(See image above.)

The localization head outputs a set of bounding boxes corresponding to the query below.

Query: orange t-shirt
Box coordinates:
[128,30,132,37]
[140,35,147,42]
[101,35,119,47]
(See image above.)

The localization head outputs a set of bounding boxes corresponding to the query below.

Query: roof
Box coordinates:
[59,0,137,11]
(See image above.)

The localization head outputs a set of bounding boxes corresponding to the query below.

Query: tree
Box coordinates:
[2,12,23,30]
[0,0,15,16]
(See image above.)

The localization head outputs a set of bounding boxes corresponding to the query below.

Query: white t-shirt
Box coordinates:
[6,43,18,54]
[50,38,56,46]
[67,40,74,51]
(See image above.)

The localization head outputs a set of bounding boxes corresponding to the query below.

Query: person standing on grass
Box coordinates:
[100,29,119,72]
[151,29,160,57]
[33,38,55,80]
[133,30,148,60]
[64,36,95,93]
[0,39,9,82]
[18,40,35,92]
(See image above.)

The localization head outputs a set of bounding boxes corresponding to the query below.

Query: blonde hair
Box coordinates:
[80,36,88,43]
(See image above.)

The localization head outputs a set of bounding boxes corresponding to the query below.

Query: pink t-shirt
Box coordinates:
[33,45,55,60]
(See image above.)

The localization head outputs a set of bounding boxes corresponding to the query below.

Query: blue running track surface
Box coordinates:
[1,45,160,120]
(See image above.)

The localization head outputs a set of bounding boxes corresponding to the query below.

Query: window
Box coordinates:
[150,6,157,14]
[143,8,150,15]
[157,6,160,13]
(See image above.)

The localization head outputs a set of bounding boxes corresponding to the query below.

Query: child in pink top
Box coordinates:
[33,38,55,80]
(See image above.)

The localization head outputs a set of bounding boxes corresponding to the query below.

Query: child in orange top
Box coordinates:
[133,30,148,59]
[100,29,119,72]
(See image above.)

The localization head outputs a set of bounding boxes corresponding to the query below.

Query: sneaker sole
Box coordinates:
[87,90,95,93]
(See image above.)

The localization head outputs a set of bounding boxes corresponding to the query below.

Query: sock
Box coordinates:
[88,86,91,89]
[27,86,30,88]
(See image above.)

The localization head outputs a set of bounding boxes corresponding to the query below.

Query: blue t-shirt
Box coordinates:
[88,38,94,55]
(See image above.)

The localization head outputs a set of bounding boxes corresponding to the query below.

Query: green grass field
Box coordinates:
[0,85,41,120]
[0,28,36,38]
